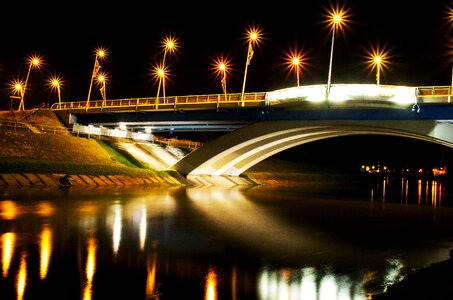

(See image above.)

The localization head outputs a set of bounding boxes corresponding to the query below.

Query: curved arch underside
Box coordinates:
[171,120,453,177]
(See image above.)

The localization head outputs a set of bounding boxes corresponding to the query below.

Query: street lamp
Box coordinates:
[155,66,166,110]
[158,36,178,98]
[13,82,24,111]
[292,57,301,87]
[219,62,227,99]
[241,27,261,107]
[96,73,107,105]
[19,56,42,111]
[325,6,348,99]
[50,77,62,105]
[365,46,389,86]
[86,48,106,107]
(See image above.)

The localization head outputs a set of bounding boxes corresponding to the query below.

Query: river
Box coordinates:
[0,174,453,300]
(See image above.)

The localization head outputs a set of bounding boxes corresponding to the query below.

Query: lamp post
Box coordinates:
[326,9,346,99]
[366,47,388,86]
[290,56,302,87]
[86,48,106,107]
[241,28,260,107]
[155,67,165,110]
[14,83,24,111]
[19,56,41,111]
[97,73,107,105]
[158,37,177,99]
[218,62,227,98]
[50,78,61,106]
[374,56,382,85]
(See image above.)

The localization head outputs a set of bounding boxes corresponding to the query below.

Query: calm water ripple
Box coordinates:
[1,176,453,299]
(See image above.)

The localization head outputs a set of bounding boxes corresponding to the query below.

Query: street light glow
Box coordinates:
[324,4,350,99]
[365,45,390,86]
[96,72,108,102]
[86,47,107,107]
[17,55,43,111]
[284,48,309,87]
[241,26,262,106]
[49,76,62,105]
[211,55,231,97]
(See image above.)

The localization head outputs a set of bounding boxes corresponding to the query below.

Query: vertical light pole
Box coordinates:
[19,56,41,111]
[219,62,227,99]
[292,57,301,87]
[241,28,260,107]
[326,8,346,99]
[14,83,24,111]
[86,48,106,107]
[97,73,107,105]
[50,78,62,105]
[374,56,382,85]
[158,37,177,99]
[366,47,388,86]
[155,67,165,110]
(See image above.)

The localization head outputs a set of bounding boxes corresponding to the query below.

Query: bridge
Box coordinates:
[51,84,453,179]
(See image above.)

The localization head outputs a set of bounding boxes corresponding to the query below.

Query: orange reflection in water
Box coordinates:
[146,253,157,298]
[83,235,97,300]
[0,201,18,220]
[40,224,52,280]
[2,232,15,277]
[16,252,27,300]
[205,267,218,300]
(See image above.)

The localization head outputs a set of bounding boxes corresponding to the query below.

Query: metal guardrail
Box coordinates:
[50,92,267,111]
[0,120,71,135]
[49,86,453,113]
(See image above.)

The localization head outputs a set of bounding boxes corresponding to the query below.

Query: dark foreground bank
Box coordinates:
[373,252,453,299]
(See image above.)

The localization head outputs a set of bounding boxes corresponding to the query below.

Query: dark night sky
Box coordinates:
[0,1,452,110]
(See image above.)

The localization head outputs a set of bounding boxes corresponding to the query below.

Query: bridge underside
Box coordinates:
[171,120,453,177]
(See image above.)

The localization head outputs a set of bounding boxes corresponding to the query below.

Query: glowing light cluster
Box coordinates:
[265,84,417,105]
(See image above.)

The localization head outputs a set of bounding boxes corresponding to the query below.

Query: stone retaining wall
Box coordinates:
[0,173,186,187]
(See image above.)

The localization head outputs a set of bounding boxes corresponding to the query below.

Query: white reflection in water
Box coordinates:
[258,267,369,300]
[139,206,147,251]
[110,204,122,254]
[186,187,323,253]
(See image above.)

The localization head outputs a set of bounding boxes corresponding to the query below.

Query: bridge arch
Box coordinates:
[171,120,453,177]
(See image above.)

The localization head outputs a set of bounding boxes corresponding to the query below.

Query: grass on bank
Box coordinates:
[95,139,149,169]
[0,159,157,177]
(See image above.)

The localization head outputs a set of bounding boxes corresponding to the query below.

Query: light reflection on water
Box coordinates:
[0,179,452,299]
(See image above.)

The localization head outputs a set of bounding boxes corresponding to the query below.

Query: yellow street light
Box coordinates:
[11,82,24,110]
[285,50,308,87]
[365,45,390,86]
[158,35,178,98]
[241,26,261,106]
[49,77,62,105]
[86,48,106,107]
[154,66,166,109]
[96,72,107,104]
[324,4,349,99]
[19,55,42,111]
[219,62,227,98]
[211,55,231,99]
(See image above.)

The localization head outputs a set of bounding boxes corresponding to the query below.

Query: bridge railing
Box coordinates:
[50,92,267,111]
[416,86,453,102]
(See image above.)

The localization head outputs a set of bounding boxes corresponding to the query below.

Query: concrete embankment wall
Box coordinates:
[0,173,185,187]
